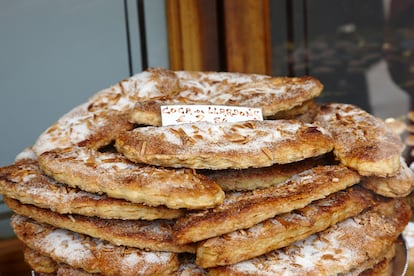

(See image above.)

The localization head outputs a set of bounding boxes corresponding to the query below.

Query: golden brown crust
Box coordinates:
[199,155,329,191]
[33,68,180,155]
[0,159,184,220]
[25,249,207,276]
[55,266,102,276]
[129,100,165,126]
[5,197,195,253]
[173,165,360,244]
[265,99,317,121]
[209,198,410,275]
[24,247,104,275]
[129,72,323,126]
[115,120,334,170]
[2,69,411,276]
[11,215,179,276]
[362,157,414,197]
[38,147,224,209]
[357,244,395,276]
[223,75,323,116]
[24,246,58,274]
[314,103,404,177]
[196,186,376,267]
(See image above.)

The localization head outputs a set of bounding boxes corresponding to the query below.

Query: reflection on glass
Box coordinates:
[384,0,414,100]
[270,0,414,162]
[270,0,414,119]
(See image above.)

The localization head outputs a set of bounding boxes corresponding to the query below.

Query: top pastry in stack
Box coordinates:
[0,67,413,275]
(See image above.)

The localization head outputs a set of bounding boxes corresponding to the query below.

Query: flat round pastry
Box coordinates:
[115,120,334,170]
[0,158,184,220]
[5,197,195,253]
[32,68,322,155]
[199,155,328,191]
[208,198,410,275]
[173,165,360,244]
[129,72,323,126]
[38,147,224,209]
[33,68,179,155]
[196,186,376,267]
[11,215,179,276]
[314,103,404,177]
[24,246,58,274]
[362,157,414,198]
[24,248,208,276]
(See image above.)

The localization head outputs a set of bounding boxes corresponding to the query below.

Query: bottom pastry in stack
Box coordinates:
[11,196,411,276]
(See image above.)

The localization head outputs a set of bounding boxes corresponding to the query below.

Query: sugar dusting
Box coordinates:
[403,222,414,249]
[32,69,177,155]
[131,120,316,154]
[37,229,92,264]
[5,159,110,205]
[15,147,37,161]
[120,250,172,275]
[226,204,395,275]
[315,103,404,163]
[174,71,319,109]
[33,69,321,156]
[29,220,173,275]
[48,146,207,191]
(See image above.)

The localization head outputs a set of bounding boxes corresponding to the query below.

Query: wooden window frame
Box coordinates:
[166,0,271,75]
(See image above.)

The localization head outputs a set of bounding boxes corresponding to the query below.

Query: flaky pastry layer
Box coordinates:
[209,198,410,275]
[362,157,414,197]
[116,120,334,170]
[196,186,376,267]
[11,215,179,276]
[314,103,404,177]
[24,246,58,274]
[0,159,183,220]
[5,197,194,253]
[200,155,328,191]
[173,165,360,244]
[129,71,323,126]
[38,147,224,209]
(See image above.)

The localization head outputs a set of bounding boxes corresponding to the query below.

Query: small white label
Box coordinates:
[161,105,263,126]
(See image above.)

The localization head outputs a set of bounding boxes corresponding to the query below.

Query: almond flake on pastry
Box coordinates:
[38,147,224,209]
[115,120,334,170]
[11,215,179,276]
[209,198,410,275]
[314,103,404,177]
[0,158,184,219]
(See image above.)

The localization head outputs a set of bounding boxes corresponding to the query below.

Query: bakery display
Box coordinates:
[0,67,412,275]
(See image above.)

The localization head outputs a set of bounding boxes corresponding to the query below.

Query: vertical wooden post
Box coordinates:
[166,0,220,71]
[222,0,272,74]
[166,0,271,74]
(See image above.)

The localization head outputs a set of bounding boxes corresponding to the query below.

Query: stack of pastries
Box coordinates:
[1,68,413,275]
